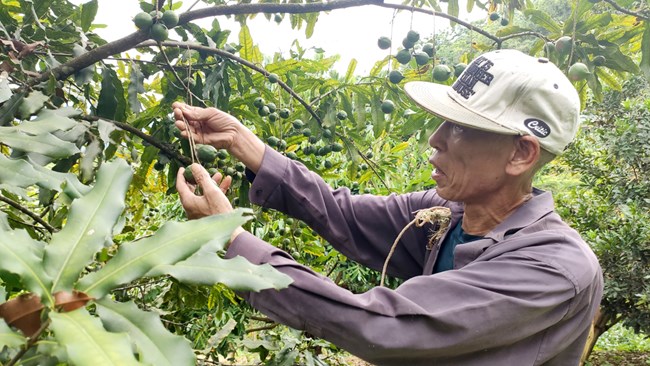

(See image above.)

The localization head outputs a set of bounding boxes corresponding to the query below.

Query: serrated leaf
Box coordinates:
[595,67,622,91]
[50,308,141,366]
[0,154,88,194]
[523,9,562,34]
[77,209,252,298]
[44,159,132,293]
[148,251,292,292]
[238,25,263,65]
[11,107,79,135]
[0,224,53,303]
[17,91,49,119]
[97,67,127,122]
[0,318,26,349]
[128,62,145,113]
[80,0,98,32]
[344,59,357,83]
[0,129,80,158]
[95,299,195,366]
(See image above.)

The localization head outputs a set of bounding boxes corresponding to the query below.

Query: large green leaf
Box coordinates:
[0,318,26,349]
[44,159,132,293]
[77,209,252,298]
[0,129,79,158]
[50,308,141,366]
[12,107,79,135]
[95,299,195,366]
[0,219,53,304]
[148,251,292,292]
[0,154,89,196]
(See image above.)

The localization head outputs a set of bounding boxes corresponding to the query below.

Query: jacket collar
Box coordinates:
[481,188,555,241]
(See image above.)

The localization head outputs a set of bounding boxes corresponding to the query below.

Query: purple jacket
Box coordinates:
[226,147,603,366]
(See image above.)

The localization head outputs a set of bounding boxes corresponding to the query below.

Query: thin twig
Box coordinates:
[137,40,324,126]
[82,115,192,166]
[157,42,207,107]
[245,323,278,334]
[0,194,55,233]
[6,318,52,366]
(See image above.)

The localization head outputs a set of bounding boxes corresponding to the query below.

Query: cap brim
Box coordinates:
[404,81,520,135]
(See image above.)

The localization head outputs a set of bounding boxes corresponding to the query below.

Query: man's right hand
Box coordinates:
[172,102,265,173]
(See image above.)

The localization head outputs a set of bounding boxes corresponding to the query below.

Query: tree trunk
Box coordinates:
[580,306,620,365]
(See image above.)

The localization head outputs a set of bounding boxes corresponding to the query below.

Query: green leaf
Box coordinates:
[238,25,263,65]
[344,58,357,83]
[77,209,252,298]
[17,91,49,119]
[128,62,145,113]
[640,22,650,80]
[0,91,26,126]
[148,251,292,292]
[0,154,88,195]
[523,9,562,34]
[0,318,26,349]
[80,0,98,32]
[11,107,79,135]
[44,159,132,293]
[0,223,53,304]
[447,0,459,21]
[95,299,195,366]
[0,129,80,158]
[97,67,127,122]
[50,308,141,366]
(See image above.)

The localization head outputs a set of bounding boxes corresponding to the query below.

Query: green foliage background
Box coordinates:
[0,0,649,364]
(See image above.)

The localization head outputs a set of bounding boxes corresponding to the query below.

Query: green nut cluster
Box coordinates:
[133,9,179,42]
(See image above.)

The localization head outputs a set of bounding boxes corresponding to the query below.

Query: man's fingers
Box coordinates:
[190,164,220,193]
[220,175,232,193]
[176,167,195,200]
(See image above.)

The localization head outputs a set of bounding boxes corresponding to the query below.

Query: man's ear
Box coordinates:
[506,135,540,176]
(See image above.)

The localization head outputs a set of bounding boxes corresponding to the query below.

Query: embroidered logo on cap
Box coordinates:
[524,118,551,138]
[452,56,495,99]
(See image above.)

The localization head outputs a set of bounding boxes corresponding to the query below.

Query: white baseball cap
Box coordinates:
[404,49,581,155]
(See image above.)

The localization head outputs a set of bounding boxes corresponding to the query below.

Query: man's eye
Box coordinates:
[451,124,465,134]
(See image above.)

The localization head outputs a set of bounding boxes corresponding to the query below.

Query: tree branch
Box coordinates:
[0,194,55,233]
[82,116,192,166]
[137,40,324,126]
[375,3,500,44]
[603,0,649,21]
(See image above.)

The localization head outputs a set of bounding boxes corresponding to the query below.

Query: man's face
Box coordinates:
[428,121,518,203]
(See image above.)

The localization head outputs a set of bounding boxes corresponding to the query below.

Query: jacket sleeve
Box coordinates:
[247,146,448,279]
[225,232,579,364]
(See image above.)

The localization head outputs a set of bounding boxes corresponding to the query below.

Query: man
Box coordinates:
[174,49,603,365]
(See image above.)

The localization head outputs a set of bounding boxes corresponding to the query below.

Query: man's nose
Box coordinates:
[429,121,449,151]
